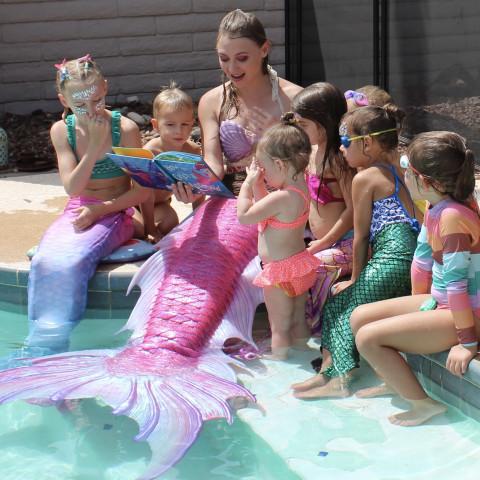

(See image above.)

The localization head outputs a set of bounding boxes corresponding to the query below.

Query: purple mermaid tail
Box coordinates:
[0,197,264,479]
[27,196,134,352]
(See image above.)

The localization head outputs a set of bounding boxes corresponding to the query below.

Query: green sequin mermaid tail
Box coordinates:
[321,223,418,378]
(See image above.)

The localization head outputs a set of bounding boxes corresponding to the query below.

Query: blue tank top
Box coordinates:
[66,111,126,179]
[370,164,420,241]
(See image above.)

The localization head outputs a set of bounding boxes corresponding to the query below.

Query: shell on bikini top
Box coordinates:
[220,120,257,163]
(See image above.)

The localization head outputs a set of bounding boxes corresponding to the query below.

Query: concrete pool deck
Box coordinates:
[0,169,192,310]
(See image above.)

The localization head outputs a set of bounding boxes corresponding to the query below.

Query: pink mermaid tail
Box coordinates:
[0,197,264,479]
[306,237,353,332]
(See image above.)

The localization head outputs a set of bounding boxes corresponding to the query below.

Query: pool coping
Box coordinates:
[0,259,142,310]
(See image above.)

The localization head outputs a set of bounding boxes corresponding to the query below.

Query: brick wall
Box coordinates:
[0,0,285,114]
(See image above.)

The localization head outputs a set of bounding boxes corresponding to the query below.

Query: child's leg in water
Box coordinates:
[349,295,428,399]
[262,285,295,360]
[356,307,458,426]
[291,292,312,350]
[291,348,333,391]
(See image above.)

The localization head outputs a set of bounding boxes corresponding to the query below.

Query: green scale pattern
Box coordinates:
[322,222,418,378]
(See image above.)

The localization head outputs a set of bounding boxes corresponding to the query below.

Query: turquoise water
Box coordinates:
[1,300,480,479]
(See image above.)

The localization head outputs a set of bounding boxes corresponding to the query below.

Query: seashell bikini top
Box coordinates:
[219,66,284,173]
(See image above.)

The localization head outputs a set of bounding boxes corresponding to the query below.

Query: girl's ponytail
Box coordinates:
[453,147,476,203]
[281,111,297,126]
[383,102,405,130]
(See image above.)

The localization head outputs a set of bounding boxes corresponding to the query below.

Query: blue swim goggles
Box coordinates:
[340,128,398,148]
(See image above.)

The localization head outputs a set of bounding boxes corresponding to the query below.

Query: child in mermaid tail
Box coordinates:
[292,104,421,397]
[12,55,150,364]
[237,113,320,360]
[142,82,201,241]
[351,132,480,426]
[291,83,355,334]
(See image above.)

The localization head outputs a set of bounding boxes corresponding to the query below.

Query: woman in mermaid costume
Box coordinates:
[293,104,421,399]
[0,10,303,479]
[4,55,149,366]
[173,9,302,202]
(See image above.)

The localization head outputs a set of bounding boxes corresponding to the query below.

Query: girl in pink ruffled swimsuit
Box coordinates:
[237,113,321,360]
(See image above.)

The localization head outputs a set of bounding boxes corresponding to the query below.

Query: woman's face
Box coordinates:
[216,35,268,86]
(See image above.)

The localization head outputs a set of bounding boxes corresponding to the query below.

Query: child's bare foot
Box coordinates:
[293,377,350,399]
[355,383,395,398]
[262,347,289,361]
[389,398,447,426]
[291,373,328,391]
[291,338,313,351]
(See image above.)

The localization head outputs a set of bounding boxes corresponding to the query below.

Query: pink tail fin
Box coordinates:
[0,346,255,479]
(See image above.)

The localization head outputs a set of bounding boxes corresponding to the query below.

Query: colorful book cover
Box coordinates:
[106,148,234,198]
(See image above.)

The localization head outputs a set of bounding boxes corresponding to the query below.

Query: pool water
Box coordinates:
[1,301,480,480]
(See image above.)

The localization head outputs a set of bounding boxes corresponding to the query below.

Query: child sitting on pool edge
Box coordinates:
[143,82,201,242]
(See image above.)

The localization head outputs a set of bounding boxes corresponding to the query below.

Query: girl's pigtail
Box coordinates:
[453,147,476,203]
[383,102,405,130]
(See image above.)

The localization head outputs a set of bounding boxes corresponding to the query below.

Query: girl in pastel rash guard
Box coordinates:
[172,9,302,204]
[352,131,480,426]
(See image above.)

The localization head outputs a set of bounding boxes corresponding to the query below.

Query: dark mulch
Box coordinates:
[0,101,158,173]
[1,97,479,172]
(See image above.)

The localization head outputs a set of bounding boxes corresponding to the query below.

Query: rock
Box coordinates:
[127,111,147,126]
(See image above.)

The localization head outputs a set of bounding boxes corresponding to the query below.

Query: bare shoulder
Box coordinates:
[119,114,140,134]
[198,85,223,111]
[184,140,202,154]
[279,77,303,101]
[50,119,68,144]
[353,168,377,189]
[143,136,161,153]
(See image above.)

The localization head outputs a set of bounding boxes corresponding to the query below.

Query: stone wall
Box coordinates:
[0,0,285,114]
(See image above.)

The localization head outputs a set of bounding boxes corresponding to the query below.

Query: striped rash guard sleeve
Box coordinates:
[440,209,477,345]
[411,224,433,295]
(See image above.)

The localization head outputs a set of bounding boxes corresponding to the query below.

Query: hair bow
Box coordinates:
[54,59,70,82]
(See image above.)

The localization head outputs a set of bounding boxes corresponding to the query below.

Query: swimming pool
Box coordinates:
[1,301,480,479]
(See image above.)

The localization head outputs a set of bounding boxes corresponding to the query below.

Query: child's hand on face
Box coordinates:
[72,204,103,230]
[86,115,110,151]
[245,159,263,187]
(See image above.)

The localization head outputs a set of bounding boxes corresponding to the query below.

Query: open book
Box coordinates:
[106,147,234,198]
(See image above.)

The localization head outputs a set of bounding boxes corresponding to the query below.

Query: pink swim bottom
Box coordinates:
[254,250,321,297]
